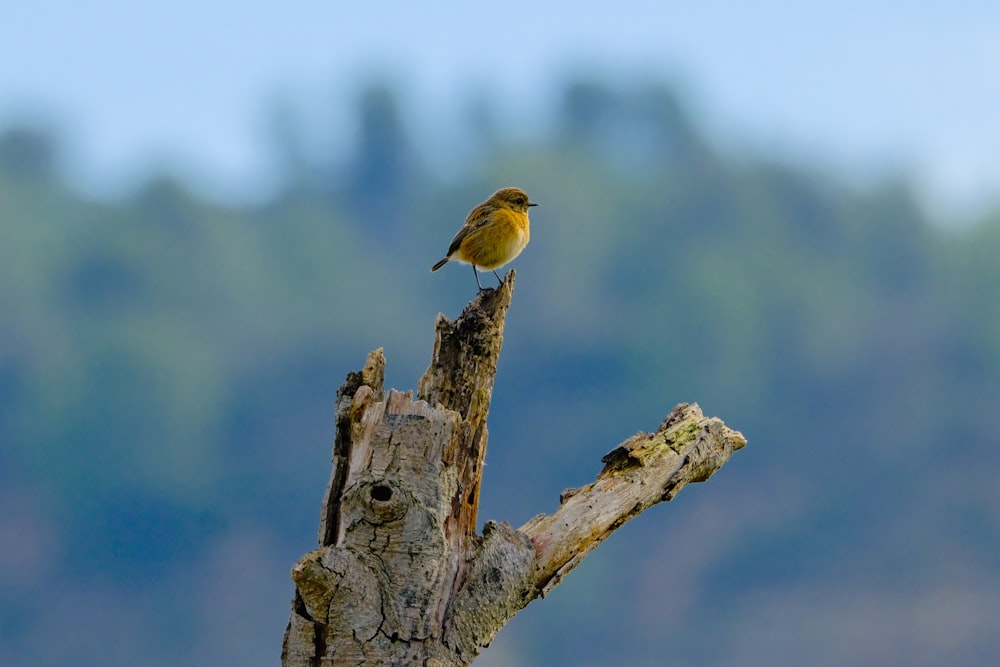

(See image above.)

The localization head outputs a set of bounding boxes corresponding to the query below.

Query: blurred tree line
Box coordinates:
[1,78,998,666]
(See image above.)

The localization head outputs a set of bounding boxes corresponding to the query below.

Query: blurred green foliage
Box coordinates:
[1,79,998,666]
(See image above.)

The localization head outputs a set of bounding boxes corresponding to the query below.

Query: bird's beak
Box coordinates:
[528,202,539,207]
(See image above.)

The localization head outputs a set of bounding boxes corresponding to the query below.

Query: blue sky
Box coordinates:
[2,1,999,216]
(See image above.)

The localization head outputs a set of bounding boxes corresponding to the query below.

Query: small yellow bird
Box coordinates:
[431,187,537,290]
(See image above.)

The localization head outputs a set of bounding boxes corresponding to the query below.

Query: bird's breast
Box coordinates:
[459,209,530,270]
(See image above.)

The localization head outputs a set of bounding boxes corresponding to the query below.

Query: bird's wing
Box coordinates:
[446,226,469,256]
[446,204,493,256]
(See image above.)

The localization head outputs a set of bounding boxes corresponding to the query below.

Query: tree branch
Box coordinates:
[522,402,746,596]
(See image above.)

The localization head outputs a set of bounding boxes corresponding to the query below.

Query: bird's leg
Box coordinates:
[473,266,484,291]
[492,270,502,285]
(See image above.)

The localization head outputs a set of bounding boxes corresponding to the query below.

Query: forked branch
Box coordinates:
[281,271,746,667]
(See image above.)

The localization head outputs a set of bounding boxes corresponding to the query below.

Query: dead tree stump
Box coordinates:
[281,271,747,666]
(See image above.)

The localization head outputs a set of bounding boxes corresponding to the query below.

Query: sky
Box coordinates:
[2,0,999,216]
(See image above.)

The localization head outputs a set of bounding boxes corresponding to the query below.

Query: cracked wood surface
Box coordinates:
[281,270,747,666]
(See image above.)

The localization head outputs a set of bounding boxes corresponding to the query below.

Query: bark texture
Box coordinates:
[282,271,747,666]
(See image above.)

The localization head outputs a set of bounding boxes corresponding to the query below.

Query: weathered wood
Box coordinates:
[521,402,746,596]
[281,270,747,666]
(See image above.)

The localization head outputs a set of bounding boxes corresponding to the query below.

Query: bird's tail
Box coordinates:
[431,258,449,272]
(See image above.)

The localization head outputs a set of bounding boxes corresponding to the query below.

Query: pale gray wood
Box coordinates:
[281,271,747,666]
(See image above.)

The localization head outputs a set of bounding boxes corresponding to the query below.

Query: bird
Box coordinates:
[431,187,537,290]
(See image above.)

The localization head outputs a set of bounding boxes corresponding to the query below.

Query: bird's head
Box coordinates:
[491,187,538,213]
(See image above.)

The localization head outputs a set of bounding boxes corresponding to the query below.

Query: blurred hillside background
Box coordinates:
[2,3,1000,666]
